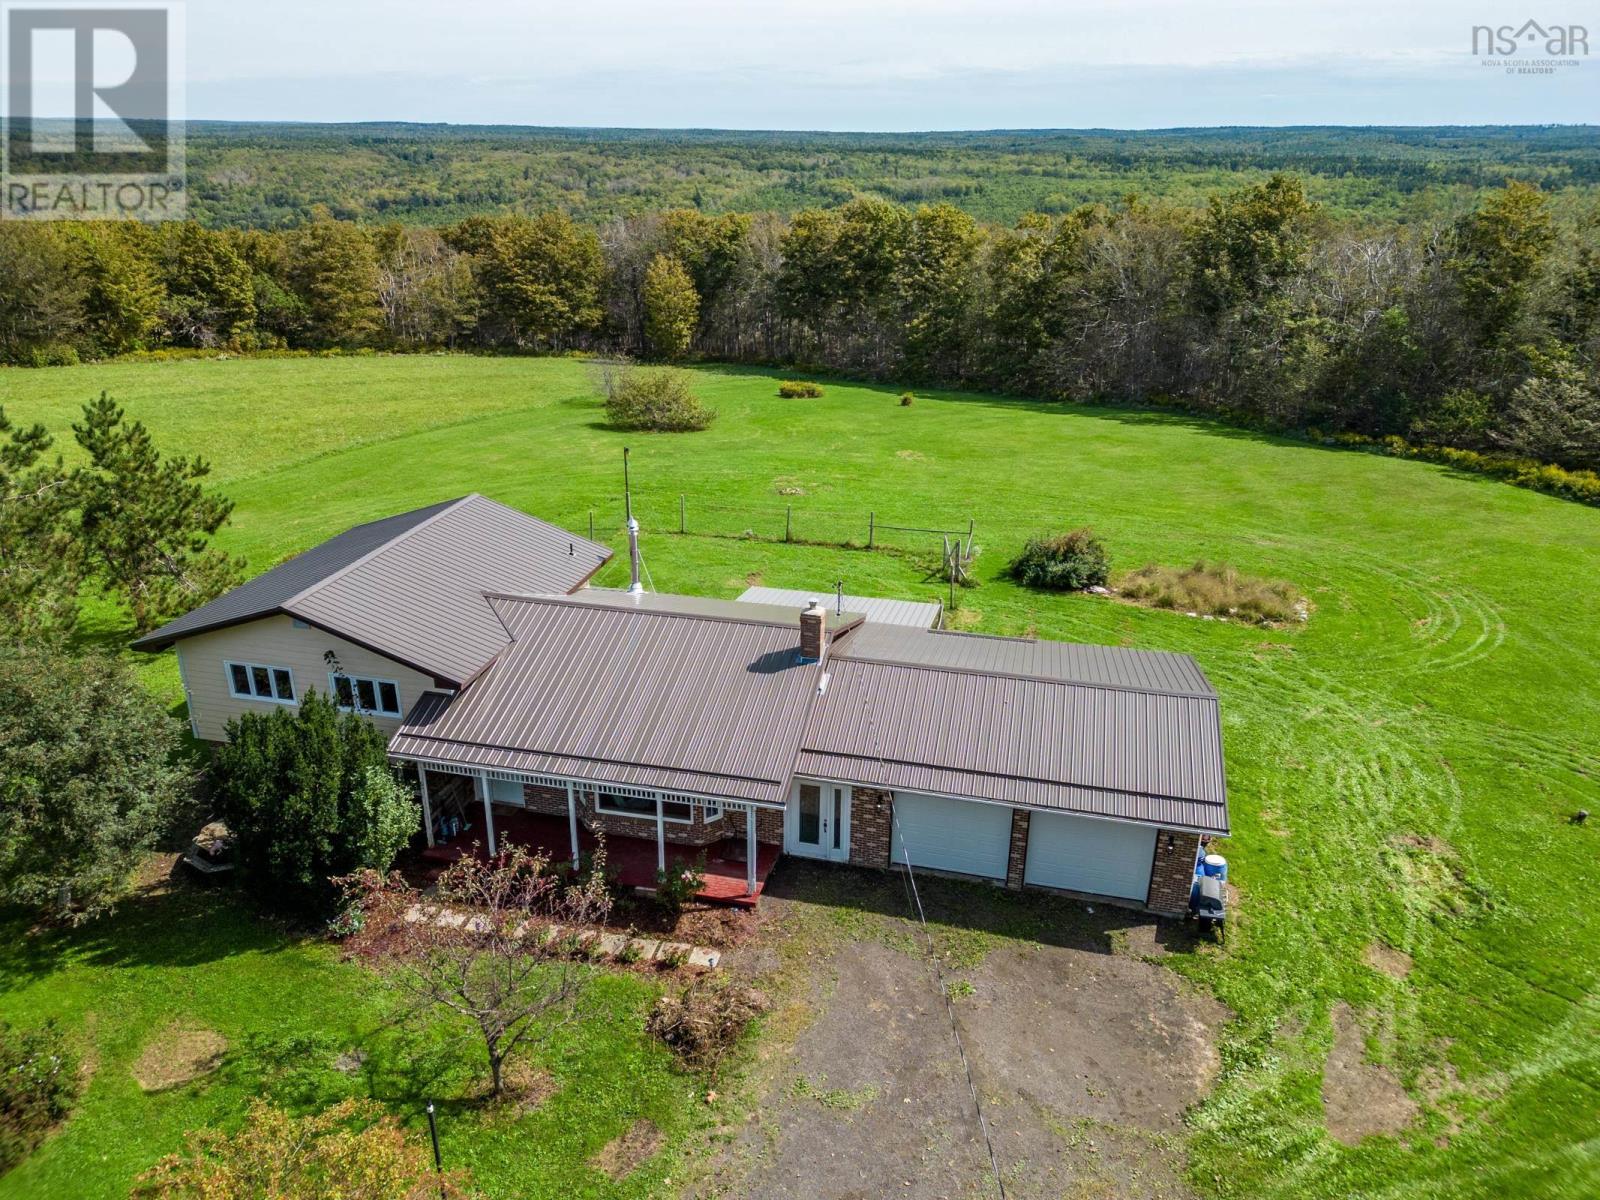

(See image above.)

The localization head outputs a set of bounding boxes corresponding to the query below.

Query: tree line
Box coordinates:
[3,175,1598,471]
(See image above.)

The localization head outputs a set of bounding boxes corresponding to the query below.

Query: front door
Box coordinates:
[787,780,850,862]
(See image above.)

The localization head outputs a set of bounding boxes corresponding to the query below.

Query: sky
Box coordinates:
[113,0,1600,128]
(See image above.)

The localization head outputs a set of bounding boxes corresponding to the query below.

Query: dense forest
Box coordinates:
[180,124,1600,228]
[3,146,1599,484]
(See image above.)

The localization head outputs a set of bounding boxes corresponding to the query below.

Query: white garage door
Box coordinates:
[891,793,1011,880]
[1024,812,1157,901]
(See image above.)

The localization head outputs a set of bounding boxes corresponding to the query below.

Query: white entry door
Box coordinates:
[787,780,850,862]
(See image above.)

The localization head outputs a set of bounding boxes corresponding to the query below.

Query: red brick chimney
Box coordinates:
[799,599,826,663]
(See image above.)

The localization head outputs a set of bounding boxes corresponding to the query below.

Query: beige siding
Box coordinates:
[176,614,437,742]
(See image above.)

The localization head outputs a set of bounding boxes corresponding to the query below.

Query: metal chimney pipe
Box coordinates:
[624,448,643,595]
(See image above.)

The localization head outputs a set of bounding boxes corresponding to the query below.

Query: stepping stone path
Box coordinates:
[401,904,720,968]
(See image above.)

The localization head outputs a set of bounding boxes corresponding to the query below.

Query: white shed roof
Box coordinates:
[736,586,942,629]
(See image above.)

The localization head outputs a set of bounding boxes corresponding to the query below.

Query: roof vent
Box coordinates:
[799,599,826,663]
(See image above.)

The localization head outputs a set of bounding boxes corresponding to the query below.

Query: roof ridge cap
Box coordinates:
[833,652,1217,700]
[281,495,473,611]
[486,590,842,633]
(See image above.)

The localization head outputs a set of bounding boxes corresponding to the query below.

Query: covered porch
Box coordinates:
[409,764,781,908]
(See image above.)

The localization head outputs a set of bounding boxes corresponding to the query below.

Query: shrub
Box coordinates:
[0,1019,79,1173]
[646,979,769,1077]
[900,392,915,406]
[605,368,715,432]
[1118,561,1304,624]
[133,1098,475,1199]
[1010,528,1110,591]
[777,380,824,398]
[653,858,705,920]
[211,690,417,915]
[27,344,80,368]
[0,646,190,923]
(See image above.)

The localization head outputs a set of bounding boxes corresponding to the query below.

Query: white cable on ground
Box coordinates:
[889,807,1009,1200]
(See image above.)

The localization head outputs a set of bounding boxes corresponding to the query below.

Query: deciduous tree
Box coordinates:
[642,252,699,360]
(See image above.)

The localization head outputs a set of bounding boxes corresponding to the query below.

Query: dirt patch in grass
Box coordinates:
[895,448,926,461]
[131,1026,226,1092]
[591,1119,664,1179]
[1364,941,1414,979]
[1321,1002,1418,1145]
[962,942,1230,1134]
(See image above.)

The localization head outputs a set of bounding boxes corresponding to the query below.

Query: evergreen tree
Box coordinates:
[0,646,189,922]
[0,409,80,644]
[71,393,243,633]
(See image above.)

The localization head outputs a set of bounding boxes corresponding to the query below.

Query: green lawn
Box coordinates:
[2,355,1598,1199]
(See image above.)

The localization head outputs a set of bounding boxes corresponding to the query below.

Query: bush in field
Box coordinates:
[0,645,190,923]
[1010,528,1111,591]
[133,1098,475,1199]
[211,690,416,915]
[1118,561,1304,624]
[0,1020,79,1173]
[605,368,715,432]
[900,392,915,406]
[777,380,823,398]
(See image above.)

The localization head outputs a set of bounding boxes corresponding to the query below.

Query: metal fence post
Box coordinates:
[679,493,686,534]
[785,506,792,543]
[868,511,875,549]
[588,510,594,542]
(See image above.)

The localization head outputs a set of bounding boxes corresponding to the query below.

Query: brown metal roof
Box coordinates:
[388,595,826,805]
[803,651,1228,834]
[836,622,1215,696]
[133,495,611,685]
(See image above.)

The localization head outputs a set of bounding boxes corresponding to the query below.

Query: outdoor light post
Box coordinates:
[426,1101,445,1199]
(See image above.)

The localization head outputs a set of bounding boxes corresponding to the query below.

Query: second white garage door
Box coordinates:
[1024,812,1157,901]
[890,792,1012,880]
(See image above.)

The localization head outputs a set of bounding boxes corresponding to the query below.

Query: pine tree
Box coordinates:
[71,393,243,633]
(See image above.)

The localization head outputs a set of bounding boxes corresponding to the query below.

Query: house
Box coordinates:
[135,495,1228,915]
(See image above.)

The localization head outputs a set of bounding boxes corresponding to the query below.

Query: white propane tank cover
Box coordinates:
[1204,854,1227,868]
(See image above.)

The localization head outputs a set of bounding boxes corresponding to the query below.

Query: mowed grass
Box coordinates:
[3,355,1599,1199]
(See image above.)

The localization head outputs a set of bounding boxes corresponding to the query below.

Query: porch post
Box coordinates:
[478,771,495,856]
[566,781,580,868]
[746,806,757,896]
[655,795,667,874]
[418,767,435,847]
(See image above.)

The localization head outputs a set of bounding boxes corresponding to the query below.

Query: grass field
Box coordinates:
[2,355,1598,1199]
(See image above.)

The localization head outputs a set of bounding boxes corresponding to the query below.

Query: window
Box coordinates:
[226,661,295,703]
[595,792,692,823]
[330,672,402,717]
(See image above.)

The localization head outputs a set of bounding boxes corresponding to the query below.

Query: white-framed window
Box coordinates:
[702,801,722,822]
[329,672,402,717]
[226,661,296,704]
[595,791,692,823]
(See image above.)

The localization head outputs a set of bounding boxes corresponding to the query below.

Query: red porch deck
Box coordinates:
[420,808,781,908]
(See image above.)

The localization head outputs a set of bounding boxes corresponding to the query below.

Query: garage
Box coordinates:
[890,792,1012,880]
[1024,812,1158,901]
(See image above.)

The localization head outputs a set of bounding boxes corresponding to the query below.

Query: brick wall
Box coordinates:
[849,787,893,867]
[1005,809,1031,890]
[1146,829,1202,915]
[756,807,784,846]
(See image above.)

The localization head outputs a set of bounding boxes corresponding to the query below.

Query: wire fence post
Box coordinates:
[426,1101,445,1200]
[867,511,875,549]
[785,506,792,543]
[679,493,686,535]
[588,510,594,543]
